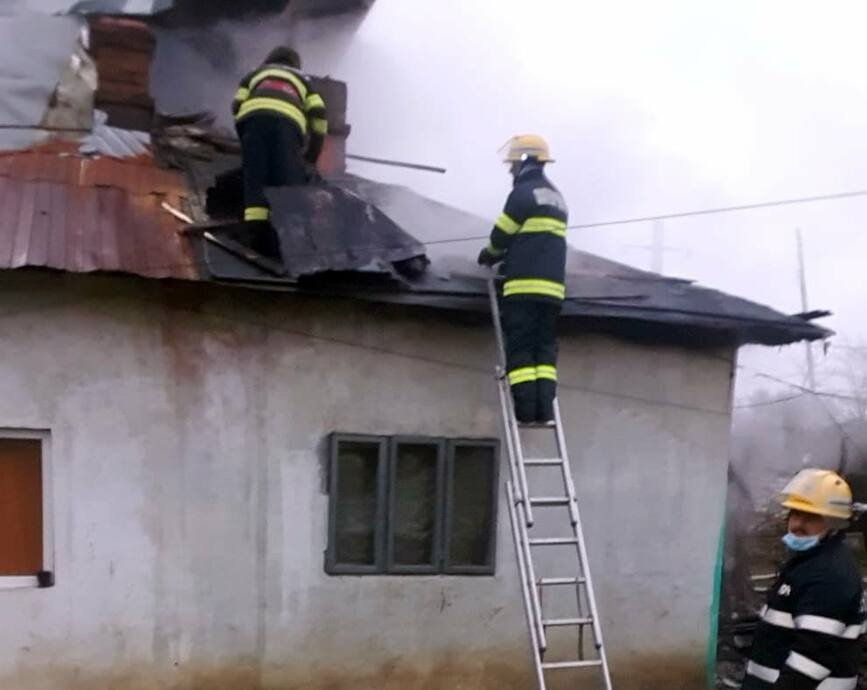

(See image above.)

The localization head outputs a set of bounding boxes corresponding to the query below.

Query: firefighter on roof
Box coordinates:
[232,46,328,258]
[743,469,865,690]
[478,134,568,424]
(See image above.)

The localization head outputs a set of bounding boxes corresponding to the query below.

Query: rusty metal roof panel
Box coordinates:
[0,146,195,280]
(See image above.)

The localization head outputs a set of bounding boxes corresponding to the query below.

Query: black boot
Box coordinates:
[250,223,282,261]
[536,379,556,424]
[512,381,538,424]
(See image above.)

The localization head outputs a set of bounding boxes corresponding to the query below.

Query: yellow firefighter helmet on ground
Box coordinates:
[501,134,554,163]
[779,469,853,520]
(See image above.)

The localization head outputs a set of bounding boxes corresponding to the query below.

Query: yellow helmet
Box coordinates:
[501,134,553,163]
[780,469,853,520]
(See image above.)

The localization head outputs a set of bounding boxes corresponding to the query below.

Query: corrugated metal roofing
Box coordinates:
[0,144,196,279]
[80,111,151,158]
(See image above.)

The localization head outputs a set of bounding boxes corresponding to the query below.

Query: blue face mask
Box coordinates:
[782,532,821,552]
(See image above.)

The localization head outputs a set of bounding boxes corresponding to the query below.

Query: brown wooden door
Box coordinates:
[0,439,43,575]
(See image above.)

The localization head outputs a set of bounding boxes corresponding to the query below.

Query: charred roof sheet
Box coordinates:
[203,174,829,347]
[264,184,426,277]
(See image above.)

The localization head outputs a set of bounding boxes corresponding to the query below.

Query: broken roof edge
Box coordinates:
[0,256,829,349]
[207,273,832,348]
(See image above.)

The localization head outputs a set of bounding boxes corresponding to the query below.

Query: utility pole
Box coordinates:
[624,219,686,274]
[796,228,817,389]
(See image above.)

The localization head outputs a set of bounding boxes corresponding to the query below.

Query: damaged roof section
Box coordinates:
[201,175,828,347]
[265,184,426,278]
[0,7,831,348]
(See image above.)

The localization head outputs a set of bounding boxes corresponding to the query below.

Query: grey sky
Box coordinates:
[297,0,867,402]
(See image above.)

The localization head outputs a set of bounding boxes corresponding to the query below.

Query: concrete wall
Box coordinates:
[0,274,735,690]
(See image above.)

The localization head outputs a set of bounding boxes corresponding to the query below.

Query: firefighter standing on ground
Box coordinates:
[743,469,865,690]
[232,46,328,258]
[478,135,568,424]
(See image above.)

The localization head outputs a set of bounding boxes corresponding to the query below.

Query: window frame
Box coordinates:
[443,439,500,576]
[386,436,446,575]
[325,433,388,575]
[326,433,499,576]
[0,428,54,590]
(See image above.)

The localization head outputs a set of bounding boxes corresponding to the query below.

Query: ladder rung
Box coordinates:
[524,458,563,466]
[529,496,572,506]
[537,577,585,587]
[529,537,579,546]
[542,660,604,670]
[543,617,594,628]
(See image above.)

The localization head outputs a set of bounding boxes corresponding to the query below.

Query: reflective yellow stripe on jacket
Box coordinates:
[310,118,328,135]
[503,278,566,300]
[520,216,567,238]
[236,98,308,134]
[496,213,521,235]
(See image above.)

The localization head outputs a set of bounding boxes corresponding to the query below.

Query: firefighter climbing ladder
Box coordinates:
[488,279,613,690]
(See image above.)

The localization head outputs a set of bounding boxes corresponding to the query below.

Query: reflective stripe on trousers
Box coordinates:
[746,660,857,690]
[507,367,537,386]
[245,206,270,221]
[503,278,565,300]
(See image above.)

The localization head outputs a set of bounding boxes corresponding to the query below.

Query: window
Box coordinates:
[0,432,53,587]
[326,434,499,575]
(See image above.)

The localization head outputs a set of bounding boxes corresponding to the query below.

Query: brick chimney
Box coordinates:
[87,16,156,131]
[311,77,350,176]
[86,16,349,173]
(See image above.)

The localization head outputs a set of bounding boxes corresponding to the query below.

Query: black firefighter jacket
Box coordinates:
[743,533,865,690]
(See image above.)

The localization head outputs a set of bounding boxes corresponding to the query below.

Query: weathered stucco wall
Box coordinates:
[0,274,734,690]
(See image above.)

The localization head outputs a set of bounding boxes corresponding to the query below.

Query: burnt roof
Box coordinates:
[0,13,830,348]
[197,173,830,347]
[0,136,824,347]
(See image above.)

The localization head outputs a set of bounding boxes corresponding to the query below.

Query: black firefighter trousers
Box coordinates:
[501,298,561,423]
[239,113,307,257]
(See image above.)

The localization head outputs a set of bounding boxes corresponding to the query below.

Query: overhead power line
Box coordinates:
[420,187,867,246]
[565,188,867,231]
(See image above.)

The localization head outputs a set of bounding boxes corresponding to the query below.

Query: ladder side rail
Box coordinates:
[508,481,548,687]
[496,380,522,497]
[489,278,535,525]
[553,400,580,527]
[487,278,508,369]
[554,403,615,690]
[496,378,533,525]
[515,492,548,652]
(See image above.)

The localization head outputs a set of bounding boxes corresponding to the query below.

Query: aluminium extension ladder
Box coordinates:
[488,279,614,690]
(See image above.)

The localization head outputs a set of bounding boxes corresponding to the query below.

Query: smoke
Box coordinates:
[150,11,289,124]
[720,392,867,626]
[150,3,363,128]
